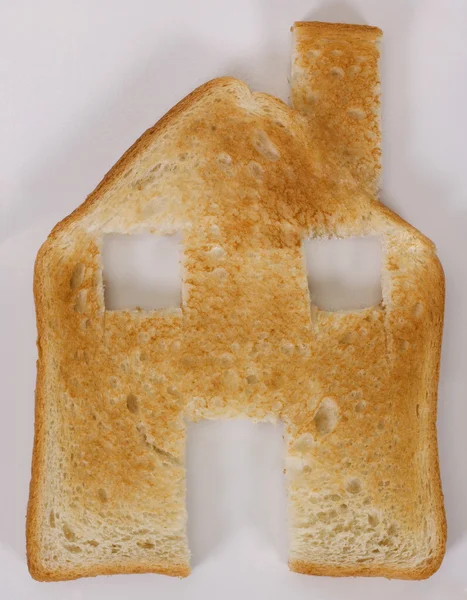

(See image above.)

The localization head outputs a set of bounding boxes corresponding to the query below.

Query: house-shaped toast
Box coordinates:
[27,22,445,581]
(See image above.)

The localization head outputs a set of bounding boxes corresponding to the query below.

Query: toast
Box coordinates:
[27,23,445,581]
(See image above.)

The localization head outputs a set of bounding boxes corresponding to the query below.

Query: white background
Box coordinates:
[1,0,467,598]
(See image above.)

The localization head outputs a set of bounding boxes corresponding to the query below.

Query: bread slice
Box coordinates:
[28,27,445,580]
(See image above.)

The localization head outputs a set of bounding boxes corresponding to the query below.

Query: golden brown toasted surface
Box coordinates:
[28,25,445,582]
[292,21,382,198]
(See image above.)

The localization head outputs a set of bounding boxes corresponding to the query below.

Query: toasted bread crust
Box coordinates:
[29,559,190,582]
[290,543,445,580]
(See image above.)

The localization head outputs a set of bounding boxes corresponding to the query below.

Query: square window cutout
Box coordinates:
[102,233,182,311]
[304,236,382,311]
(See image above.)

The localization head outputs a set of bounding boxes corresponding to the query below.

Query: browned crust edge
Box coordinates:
[289,544,444,580]
[292,21,382,39]
[29,560,190,582]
